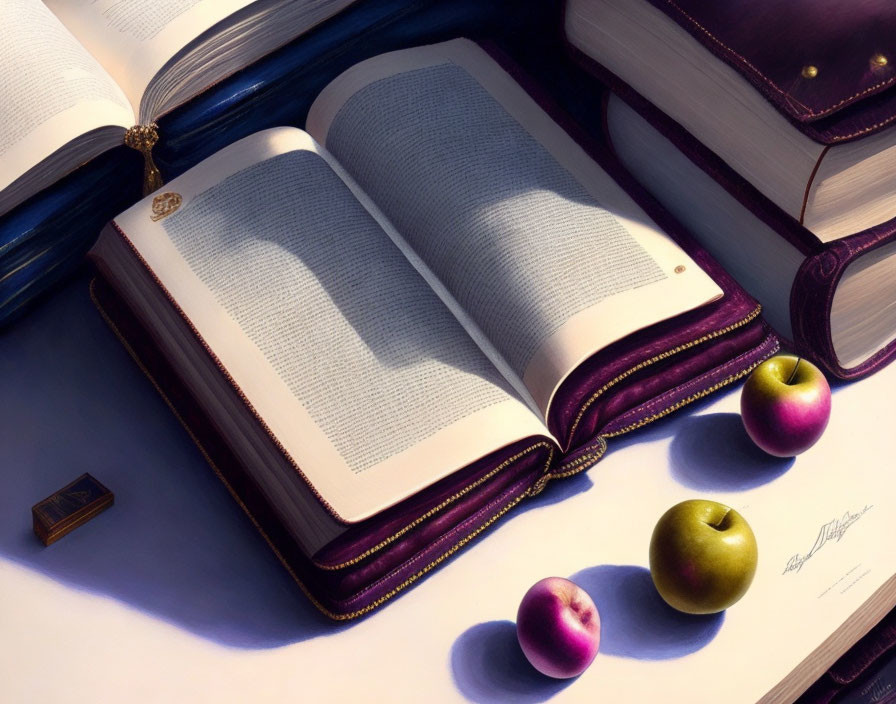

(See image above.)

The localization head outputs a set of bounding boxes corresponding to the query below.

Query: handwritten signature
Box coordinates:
[783,505,873,574]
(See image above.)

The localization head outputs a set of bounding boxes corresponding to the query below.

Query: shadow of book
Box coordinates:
[451,620,573,703]
[0,272,348,648]
[669,412,794,491]
[570,564,724,660]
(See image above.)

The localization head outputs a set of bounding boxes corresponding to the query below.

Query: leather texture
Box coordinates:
[644,0,896,143]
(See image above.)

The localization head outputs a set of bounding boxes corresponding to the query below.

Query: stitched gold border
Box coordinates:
[314,442,554,570]
[90,277,777,621]
[550,436,609,480]
[603,339,778,437]
[564,304,764,445]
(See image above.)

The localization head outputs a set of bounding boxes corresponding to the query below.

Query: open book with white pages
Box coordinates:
[1,0,357,216]
[88,39,776,619]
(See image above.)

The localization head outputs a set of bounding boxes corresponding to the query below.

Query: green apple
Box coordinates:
[649,499,758,614]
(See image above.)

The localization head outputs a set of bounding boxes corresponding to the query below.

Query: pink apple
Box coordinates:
[740,354,831,457]
[516,577,600,678]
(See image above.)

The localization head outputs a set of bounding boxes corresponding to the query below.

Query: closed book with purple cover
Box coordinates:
[563,0,896,380]
[88,39,775,619]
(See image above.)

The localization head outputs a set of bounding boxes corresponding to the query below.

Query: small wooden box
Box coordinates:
[32,473,114,546]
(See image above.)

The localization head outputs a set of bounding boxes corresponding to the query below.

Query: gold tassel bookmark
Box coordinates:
[124,123,164,196]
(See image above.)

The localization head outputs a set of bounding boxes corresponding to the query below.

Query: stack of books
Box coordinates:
[564,0,896,380]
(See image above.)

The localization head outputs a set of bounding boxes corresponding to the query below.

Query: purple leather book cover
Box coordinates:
[643,0,896,144]
[563,18,896,380]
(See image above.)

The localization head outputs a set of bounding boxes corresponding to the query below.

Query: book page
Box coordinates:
[307,40,723,419]
[113,127,550,522]
[585,392,896,703]
[44,0,255,110]
[0,0,133,194]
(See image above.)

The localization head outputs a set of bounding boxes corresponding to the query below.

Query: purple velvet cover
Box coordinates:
[88,44,777,619]
[643,0,896,144]
[565,39,896,380]
[790,219,896,380]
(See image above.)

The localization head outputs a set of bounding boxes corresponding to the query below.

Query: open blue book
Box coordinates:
[0,0,532,325]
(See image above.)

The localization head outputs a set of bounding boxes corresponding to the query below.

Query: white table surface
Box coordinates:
[1,270,893,703]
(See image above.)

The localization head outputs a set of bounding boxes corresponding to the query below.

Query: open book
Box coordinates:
[89,39,776,617]
[0,0,357,217]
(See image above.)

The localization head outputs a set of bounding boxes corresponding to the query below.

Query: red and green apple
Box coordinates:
[516,577,601,678]
[740,354,831,457]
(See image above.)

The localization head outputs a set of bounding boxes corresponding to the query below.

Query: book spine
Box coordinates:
[791,227,896,380]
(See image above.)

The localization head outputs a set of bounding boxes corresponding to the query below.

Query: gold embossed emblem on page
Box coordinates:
[150,192,183,221]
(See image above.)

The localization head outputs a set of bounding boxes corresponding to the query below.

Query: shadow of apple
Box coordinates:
[570,564,724,660]
[450,620,573,703]
[670,412,794,491]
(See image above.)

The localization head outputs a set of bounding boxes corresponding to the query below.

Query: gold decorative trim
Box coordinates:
[565,305,764,446]
[551,436,609,479]
[602,342,778,438]
[124,123,164,196]
[89,275,777,622]
[150,192,183,222]
[314,442,555,571]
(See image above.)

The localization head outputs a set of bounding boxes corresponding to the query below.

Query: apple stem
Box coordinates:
[785,357,802,385]
[709,509,731,530]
